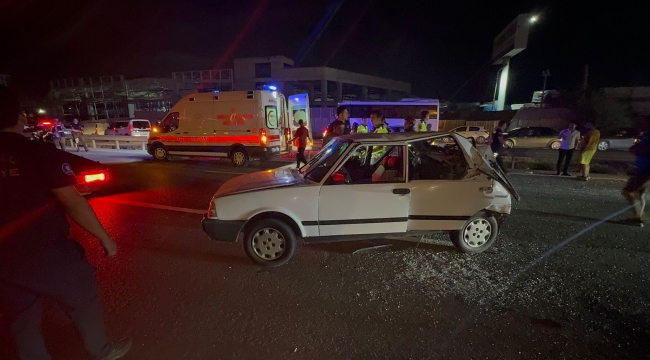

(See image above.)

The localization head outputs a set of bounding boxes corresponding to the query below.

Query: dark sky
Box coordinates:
[1,0,649,103]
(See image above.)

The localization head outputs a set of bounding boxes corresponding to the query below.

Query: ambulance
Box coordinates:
[147,88,311,167]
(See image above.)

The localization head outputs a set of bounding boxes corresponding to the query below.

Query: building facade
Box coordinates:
[47,56,412,121]
[233,56,411,107]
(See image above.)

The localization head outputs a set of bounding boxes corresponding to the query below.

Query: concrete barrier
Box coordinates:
[64,135,148,150]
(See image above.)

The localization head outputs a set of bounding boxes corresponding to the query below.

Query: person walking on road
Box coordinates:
[621,128,650,227]
[0,86,132,360]
[52,118,67,151]
[578,122,601,181]
[490,120,508,170]
[289,119,311,168]
[556,122,580,176]
[71,118,89,152]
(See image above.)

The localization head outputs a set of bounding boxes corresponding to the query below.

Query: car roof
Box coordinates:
[337,132,450,143]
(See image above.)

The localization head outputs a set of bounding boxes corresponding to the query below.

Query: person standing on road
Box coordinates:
[52,118,67,151]
[0,86,132,360]
[556,122,580,176]
[621,128,650,227]
[578,122,601,181]
[336,106,351,135]
[404,117,416,132]
[289,119,311,168]
[490,120,508,170]
[323,120,344,147]
[351,123,359,134]
[357,118,369,133]
[71,118,89,152]
[418,111,429,132]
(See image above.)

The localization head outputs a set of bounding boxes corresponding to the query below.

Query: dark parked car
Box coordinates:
[503,126,561,149]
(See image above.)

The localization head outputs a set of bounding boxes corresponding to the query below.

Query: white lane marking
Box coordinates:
[205,170,247,175]
[98,198,204,214]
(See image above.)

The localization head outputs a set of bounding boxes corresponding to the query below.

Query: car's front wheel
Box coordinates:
[475,136,486,144]
[597,141,610,151]
[243,218,297,266]
[504,139,514,148]
[449,212,498,254]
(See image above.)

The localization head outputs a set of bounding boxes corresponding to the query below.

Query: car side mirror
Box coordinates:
[331,172,346,184]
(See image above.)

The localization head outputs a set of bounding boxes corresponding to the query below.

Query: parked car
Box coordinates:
[597,128,640,151]
[449,126,490,144]
[104,119,151,137]
[503,126,561,149]
[202,132,519,266]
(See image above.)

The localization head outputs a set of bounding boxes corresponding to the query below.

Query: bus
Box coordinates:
[338,99,440,132]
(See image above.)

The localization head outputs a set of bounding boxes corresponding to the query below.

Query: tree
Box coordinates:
[589,90,636,131]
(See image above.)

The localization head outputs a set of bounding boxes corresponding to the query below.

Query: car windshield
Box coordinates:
[301,138,352,182]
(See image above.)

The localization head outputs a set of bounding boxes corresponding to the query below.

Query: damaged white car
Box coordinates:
[202,133,519,266]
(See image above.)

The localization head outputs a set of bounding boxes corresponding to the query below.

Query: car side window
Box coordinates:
[408,138,468,181]
[328,144,405,184]
[468,126,480,132]
[539,128,557,137]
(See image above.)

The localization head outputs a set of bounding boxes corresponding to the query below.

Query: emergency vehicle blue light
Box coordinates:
[267,85,277,91]
[213,90,220,93]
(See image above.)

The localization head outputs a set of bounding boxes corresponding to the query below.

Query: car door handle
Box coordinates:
[183,132,189,134]
[393,188,410,195]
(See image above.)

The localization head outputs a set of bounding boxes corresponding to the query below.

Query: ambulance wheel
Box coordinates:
[230,147,250,167]
[152,144,168,161]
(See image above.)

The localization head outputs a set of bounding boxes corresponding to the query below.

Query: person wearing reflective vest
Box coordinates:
[357,118,369,133]
[418,110,429,132]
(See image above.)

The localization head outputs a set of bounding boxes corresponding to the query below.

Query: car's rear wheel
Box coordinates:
[476,136,486,144]
[449,212,498,254]
[504,139,514,148]
[597,141,610,151]
[230,147,250,167]
[243,218,297,266]
[152,144,168,161]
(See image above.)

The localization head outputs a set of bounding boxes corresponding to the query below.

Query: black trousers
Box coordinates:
[557,149,575,174]
[0,242,110,360]
[296,147,307,167]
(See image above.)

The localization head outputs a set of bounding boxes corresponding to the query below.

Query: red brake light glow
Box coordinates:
[84,173,106,183]
[129,124,134,132]
[41,121,52,125]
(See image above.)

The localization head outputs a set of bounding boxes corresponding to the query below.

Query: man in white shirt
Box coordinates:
[557,122,580,176]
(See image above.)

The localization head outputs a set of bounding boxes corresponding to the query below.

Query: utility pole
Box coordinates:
[541,69,551,107]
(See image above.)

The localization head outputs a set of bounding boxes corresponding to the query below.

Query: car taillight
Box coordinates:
[129,124,134,132]
[41,121,52,126]
[207,201,217,218]
[83,172,107,183]
[260,128,267,145]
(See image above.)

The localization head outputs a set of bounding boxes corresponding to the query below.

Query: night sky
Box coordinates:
[1,0,649,104]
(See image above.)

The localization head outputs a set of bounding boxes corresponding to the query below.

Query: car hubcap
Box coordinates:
[598,142,608,150]
[551,142,560,149]
[252,228,285,260]
[462,219,492,248]
[154,148,166,159]
[233,152,246,165]
[476,137,485,144]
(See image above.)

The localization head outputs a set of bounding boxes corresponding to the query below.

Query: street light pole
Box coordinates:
[541,69,551,107]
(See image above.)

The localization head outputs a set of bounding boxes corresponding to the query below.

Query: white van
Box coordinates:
[147,90,311,166]
[104,119,151,137]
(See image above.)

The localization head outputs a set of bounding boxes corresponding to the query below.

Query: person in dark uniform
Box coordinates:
[0,86,131,360]
[52,118,67,151]
[71,118,89,152]
[336,106,351,135]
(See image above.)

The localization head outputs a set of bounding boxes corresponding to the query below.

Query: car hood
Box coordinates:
[214,168,304,198]
[451,133,520,201]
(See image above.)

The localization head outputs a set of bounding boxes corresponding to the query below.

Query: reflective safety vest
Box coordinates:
[357,124,369,133]
[375,126,388,134]
[418,121,427,132]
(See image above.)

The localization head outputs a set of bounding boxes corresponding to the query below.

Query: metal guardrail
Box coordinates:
[503,147,634,170]
[63,135,148,150]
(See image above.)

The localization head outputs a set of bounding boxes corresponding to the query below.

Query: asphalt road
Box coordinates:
[1,159,649,359]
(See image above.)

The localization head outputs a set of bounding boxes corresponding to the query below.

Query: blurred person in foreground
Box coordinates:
[0,86,131,360]
[622,124,650,227]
